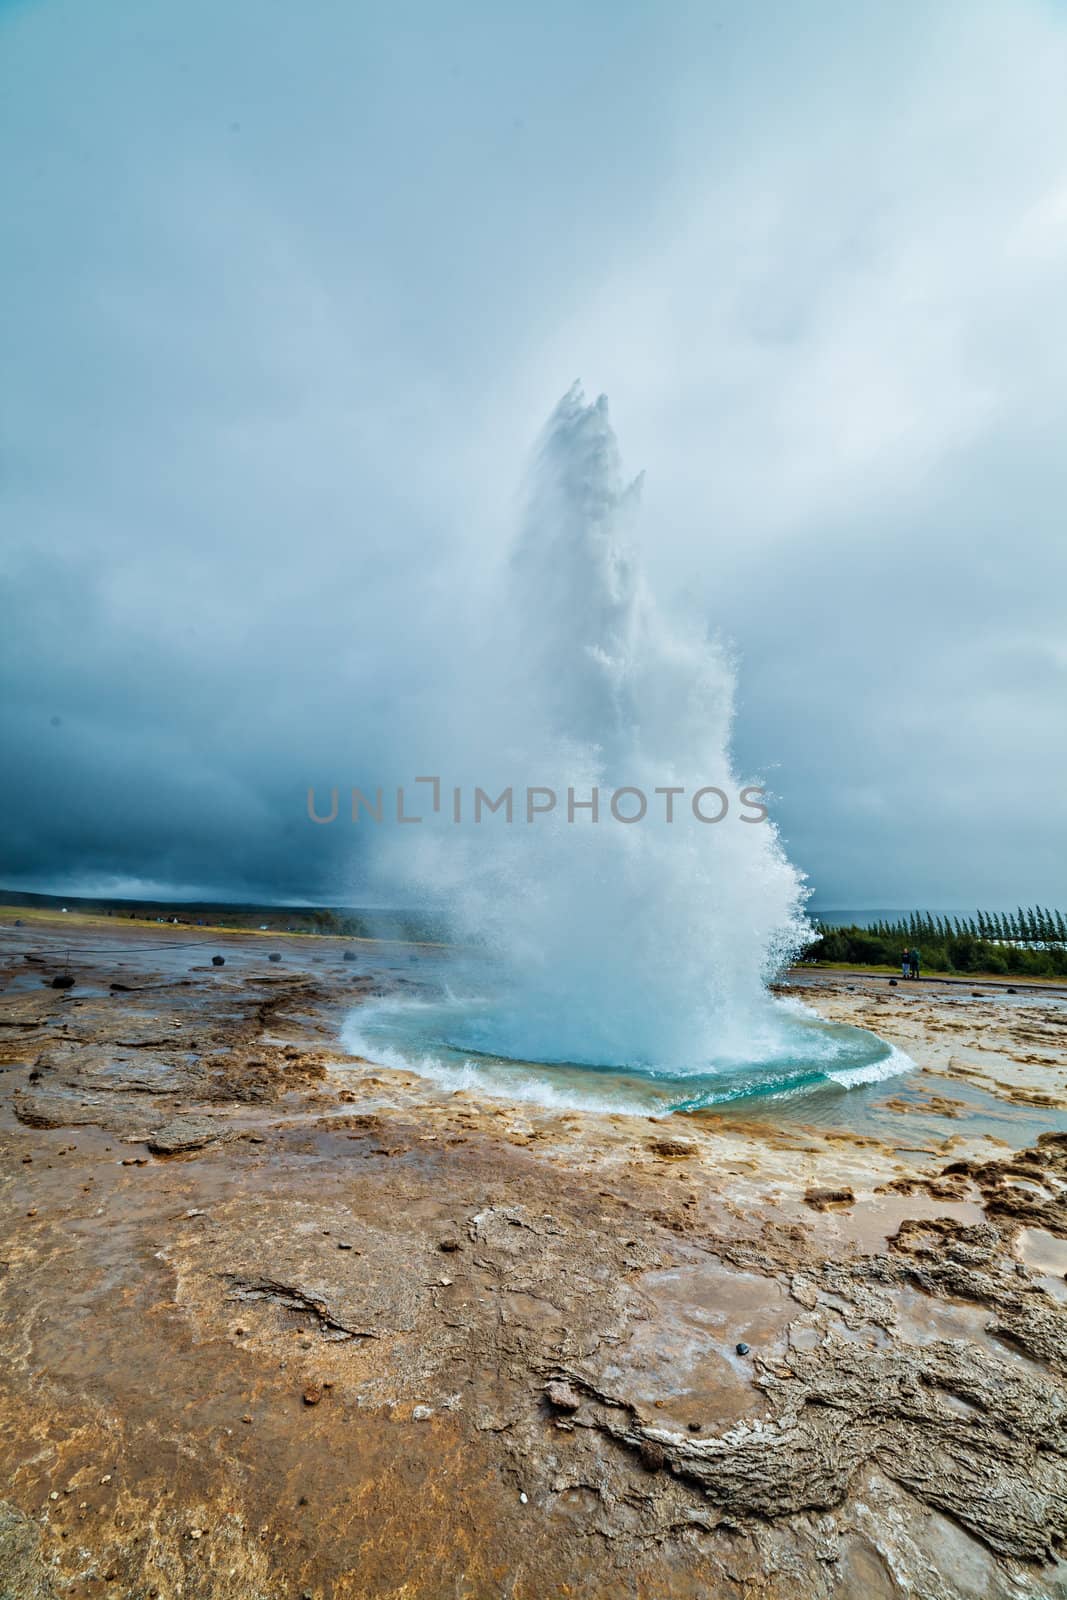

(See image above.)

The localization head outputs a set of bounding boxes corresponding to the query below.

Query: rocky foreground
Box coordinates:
[1,920,1066,1599]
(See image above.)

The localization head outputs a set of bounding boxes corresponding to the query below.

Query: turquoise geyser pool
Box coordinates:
[341,987,912,1119]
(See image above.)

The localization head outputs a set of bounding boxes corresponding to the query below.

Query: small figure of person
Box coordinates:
[909,947,921,981]
[901,950,910,979]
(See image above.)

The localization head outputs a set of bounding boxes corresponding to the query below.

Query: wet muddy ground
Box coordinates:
[1,917,1065,1598]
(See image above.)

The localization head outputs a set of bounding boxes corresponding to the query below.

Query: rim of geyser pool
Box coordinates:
[340,993,914,1117]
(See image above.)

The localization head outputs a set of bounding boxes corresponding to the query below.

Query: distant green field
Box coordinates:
[0,889,448,944]
[800,959,1061,986]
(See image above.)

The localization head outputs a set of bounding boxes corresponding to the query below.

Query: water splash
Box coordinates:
[372,385,818,1076]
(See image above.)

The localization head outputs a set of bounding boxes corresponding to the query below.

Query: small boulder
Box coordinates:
[211,955,225,967]
[148,1118,231,1155]
[50,975,75,990]
[342,950,357,962]
[545,1380,581,1413]
[647,1138,695,1159]
[735,1342,750,1356]
[638,1440,666,1473]
[268,953,282,962]
[803,1185,856,1211]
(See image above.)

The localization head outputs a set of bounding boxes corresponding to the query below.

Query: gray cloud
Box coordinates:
[2,0,1065,908]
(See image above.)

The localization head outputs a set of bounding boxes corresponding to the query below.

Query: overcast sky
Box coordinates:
[2,0,1066,911]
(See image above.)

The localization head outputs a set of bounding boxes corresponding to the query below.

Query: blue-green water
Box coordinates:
[339,958,1067,1154]
[341,987,912,1118]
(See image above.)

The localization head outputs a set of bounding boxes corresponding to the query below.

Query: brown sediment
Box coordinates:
[879,1091,970,1118]
[0,922,1065,1598]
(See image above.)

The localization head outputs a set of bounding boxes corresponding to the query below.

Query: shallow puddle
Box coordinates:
[595,1262,793,1433]
[825,1191,986,1255]
[1020,1226,1067,1278]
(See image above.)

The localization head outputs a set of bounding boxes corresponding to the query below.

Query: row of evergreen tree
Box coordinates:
[823,907,1067,947]
[807,907,1067,977]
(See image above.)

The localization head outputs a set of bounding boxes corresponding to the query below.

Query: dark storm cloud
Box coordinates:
[2,0,1065,906]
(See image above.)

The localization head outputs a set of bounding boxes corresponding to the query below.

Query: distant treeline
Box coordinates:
[808,907,1067,977]
[302,907,449,943]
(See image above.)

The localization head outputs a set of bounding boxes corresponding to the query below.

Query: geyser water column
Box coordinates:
[372,384,819,1077]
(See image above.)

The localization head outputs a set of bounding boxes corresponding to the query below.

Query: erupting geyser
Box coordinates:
[347,387,908,1109]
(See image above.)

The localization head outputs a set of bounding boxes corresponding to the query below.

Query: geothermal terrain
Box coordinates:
[1,915,1066,1599]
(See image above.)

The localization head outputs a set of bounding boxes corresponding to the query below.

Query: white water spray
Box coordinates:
[375,385,815,1074]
